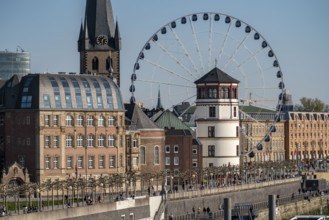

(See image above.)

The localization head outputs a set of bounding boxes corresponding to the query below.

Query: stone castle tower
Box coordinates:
[195,67,240,167]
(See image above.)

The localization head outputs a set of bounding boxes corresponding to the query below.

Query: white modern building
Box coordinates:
[195,67,240,167]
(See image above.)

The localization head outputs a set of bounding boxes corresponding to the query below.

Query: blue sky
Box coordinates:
[1,0,328,106]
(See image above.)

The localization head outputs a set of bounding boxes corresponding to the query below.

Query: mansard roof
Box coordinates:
[0,73,124,111]
[194,67,239,84]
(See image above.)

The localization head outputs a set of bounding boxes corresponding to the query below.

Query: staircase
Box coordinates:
[154,200,166,220]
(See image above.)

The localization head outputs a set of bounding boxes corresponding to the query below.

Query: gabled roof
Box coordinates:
[125,103,159,129]
[154,110,191,130]
[194,67,239,84]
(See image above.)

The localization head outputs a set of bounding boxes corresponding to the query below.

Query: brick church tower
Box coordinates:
[78,0,121,86]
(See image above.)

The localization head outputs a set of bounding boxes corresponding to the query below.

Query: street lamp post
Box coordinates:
[170,176,173,193]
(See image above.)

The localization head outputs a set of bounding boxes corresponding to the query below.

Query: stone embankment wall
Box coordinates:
[4,197,151,220]
[257,195,329,220]
[166,179,300,217]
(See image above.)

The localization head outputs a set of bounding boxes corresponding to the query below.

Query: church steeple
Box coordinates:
[156,87,163,110]
[78,0,121,86]
[114,20,121,50]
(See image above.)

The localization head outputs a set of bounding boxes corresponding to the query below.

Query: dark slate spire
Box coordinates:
[156,87,163,110]
[114,20,121,50]
[80,0,116,50]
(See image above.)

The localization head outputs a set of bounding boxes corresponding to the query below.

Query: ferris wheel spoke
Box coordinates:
[207,18,214,70]
[223,35,249,69]
[188,16,206,74]
[216,22,233,68]
[142,58,195,84]
[230,46,265,73]
[137,79,195,89]
[169,27,200,78]
[152,40,199,81]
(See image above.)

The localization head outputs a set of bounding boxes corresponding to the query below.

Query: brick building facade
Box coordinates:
[0,73,125,183]
[285,111,329,167]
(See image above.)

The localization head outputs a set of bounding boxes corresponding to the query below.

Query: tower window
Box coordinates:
[225,88,229,98]
[209,106,216,117]
[234,107,237,117]
[92,57,99,70]
[208,126,215,137]
[106,57,113,72]
[208,145,215,157]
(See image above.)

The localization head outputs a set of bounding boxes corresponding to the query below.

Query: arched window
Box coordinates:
[66,115,73,126]
[208,88,213,98]
[108,135,115,147]
[66,135,73,147]
[98,134,105,147]
[106,57,113,72]
[108,116,115,127]
[154,146,159,164]
[225,88,229,98]
[213,88,217,98]
[231,88,236,99]
[140,146,145,165]
[221,88,225,98]
[87,134,94,147]
[87,115,94,126]
[98,116,105,127]
[92,57,99,70]
[76,115,84,126]
[77,134,84,147]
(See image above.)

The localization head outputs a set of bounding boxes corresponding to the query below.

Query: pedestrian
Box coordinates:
[207,206,210,214]
[192,206,195,213]
[198,207,201,214]
[298,188,301,194]
[169,213,174,220]
[203,207,206,216]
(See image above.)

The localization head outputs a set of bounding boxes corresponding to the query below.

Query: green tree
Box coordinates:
[295,97,329,112]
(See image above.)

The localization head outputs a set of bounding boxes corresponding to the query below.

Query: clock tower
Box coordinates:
[78,0,121,86]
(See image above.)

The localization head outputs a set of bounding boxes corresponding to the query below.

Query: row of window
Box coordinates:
[244,140,284,150]
[45,114,119,127]
[165,157,179,166]
[290,141,328,148]
[208,145,240,157]
[165,145,179,153]
[290,113,329,121]
[44,134,122,148]
[243,152,285,162]
[140,146,160,165]
[243,124,284,136]
[197,87,238,99]
[290,132,328,139]
[208,106,238,118]
[44,147,161,169]
[208,126,240,138]
[45,155,122,170]
[289,152,328,160]
[290,123,329,129]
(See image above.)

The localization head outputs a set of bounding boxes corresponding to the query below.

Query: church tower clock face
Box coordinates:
[96,35,108,45]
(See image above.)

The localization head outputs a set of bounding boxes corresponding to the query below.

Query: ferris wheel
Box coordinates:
[129,12,286,158]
